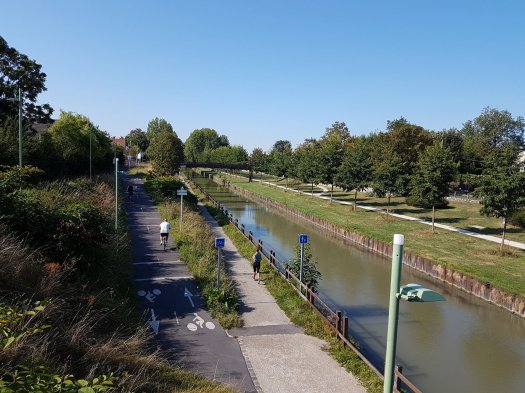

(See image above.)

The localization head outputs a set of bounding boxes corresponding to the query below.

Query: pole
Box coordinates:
[383,234,404,393]
[217,249,221,289]
[180,194,183,231]
[18,88,22,167]
[89,128,92,179]
[115,158,119,230]
[299,242,304,283]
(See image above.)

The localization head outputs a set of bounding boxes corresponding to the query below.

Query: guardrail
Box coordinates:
[190,178,422,393]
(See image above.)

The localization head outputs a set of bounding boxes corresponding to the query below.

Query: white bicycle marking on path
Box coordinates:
[187,313,215,332]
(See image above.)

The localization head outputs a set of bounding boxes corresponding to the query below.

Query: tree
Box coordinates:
[410,142,457,232]
[268,140,293,178]
[372,142,404,215]
[336,137,373,211]
[461,108,525,174]
[251,148,268,174]
[146,118,174,145]
[184,128,228,162]
[288,243,322,289]
[474,144,525,251]
[207,146,247,165]
[295,139,322,195]
[384,118,433,196]
[0,35,53,124]
[125,128,149,152]
[318,123,350,200]
[147,131,184,175]
[47,111,113,176]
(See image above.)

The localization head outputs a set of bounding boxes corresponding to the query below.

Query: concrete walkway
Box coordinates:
[226,173,525,251]
[198,202,366,393]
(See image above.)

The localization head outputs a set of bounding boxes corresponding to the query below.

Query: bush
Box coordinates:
[405,195,449,209]
[145,176,198,207]
[509,208,525,228]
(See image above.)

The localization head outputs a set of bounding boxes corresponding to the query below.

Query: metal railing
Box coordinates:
[190,178,421,393]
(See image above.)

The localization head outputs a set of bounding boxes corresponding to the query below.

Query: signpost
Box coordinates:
[177,187,188,231]
[298,234,308,283]
[215,237,225,288]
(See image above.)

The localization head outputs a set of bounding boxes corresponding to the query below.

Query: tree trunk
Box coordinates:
[387,192,391,215]
[286,177,288,191]
[432,205,435,233]
[330,183,334,202]
[311,182,314,196]
[354,189,358,211]
[501,216,507,252]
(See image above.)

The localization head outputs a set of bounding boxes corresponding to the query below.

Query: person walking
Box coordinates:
[252,246,262,282]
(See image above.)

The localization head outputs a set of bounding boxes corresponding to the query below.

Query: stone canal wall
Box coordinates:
[221,180,525,318]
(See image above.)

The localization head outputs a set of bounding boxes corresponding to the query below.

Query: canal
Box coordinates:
[194,175,525,393]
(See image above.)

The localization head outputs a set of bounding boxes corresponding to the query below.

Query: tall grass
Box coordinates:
[0,170,236,393]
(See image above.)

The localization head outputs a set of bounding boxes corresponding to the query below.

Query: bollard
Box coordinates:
[248,231,253,242]
[336,311,342,334]
[285,267,289,279]
[241,224,245,234]
[270,250,274,265]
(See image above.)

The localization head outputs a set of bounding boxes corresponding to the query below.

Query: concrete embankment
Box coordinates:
[220,181,525,318]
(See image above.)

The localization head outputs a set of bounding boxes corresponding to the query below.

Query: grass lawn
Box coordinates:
[221,173,525,298]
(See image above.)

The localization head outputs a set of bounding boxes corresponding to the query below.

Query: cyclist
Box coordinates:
[127,184,134,200]
[159,219,171,246]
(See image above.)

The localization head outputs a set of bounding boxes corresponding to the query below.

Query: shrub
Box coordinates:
[509,208,525,228]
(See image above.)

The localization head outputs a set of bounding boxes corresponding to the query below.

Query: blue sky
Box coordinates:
[2,0,524,152]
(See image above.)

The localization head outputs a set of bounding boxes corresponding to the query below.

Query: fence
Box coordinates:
[190,178,421,393]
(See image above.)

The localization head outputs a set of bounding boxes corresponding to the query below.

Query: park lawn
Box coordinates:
[329,190,525,244]
[223,174,525,298]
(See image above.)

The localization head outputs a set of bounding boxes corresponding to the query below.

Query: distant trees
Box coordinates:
[475,145,525,250]
[318,122,350,200]
[147,129,184,175]
[47,111,113,176]
[146,117,174,146]
[184,128,229,162]
[125,128,148,152]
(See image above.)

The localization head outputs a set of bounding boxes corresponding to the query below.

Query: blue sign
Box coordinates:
[215,237,225,248]
[299,234,308,244]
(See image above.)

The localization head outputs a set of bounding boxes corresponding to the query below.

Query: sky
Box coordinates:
[2,0,524,152]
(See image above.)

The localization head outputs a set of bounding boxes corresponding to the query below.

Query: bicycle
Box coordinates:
[161,235,168,251]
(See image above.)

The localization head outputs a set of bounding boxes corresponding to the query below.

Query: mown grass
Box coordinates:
[220,221,383,393]
[219,173,525,298]
[230,171,525,243]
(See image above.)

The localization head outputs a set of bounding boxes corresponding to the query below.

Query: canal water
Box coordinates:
[194,176,525,393]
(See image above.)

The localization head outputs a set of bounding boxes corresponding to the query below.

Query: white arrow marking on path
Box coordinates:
[184,287,195,308]
[149,308,159,334]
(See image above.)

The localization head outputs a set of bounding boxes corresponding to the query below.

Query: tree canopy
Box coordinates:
[184,128,229,162]
[125,128,148,152]
[148,130,184,175]
[146,118,174,145]
[0,35,53,124]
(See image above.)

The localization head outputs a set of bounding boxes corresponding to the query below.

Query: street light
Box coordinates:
[6,87,23,167]
[383,234,445,393]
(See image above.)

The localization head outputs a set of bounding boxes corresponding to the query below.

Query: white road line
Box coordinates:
[133,260,181,265]
[134,276,193,282]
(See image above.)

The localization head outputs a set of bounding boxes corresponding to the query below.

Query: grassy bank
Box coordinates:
[216,173,525,298]
[0,166,235,393]
[218,216,383,393]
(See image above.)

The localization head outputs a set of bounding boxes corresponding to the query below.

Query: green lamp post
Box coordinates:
[383,234,445,393]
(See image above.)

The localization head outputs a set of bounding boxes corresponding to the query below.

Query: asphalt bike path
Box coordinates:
[123,175,256,393]
[193,196,366,393]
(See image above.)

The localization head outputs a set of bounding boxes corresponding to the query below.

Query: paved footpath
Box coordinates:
[123,176,256,393]
[197,201,366,393]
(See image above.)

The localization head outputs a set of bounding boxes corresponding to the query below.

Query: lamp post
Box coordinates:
[89,127,92,179]
[115,157,119,230]
[6,87,23,167]
[383,234,445,393]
